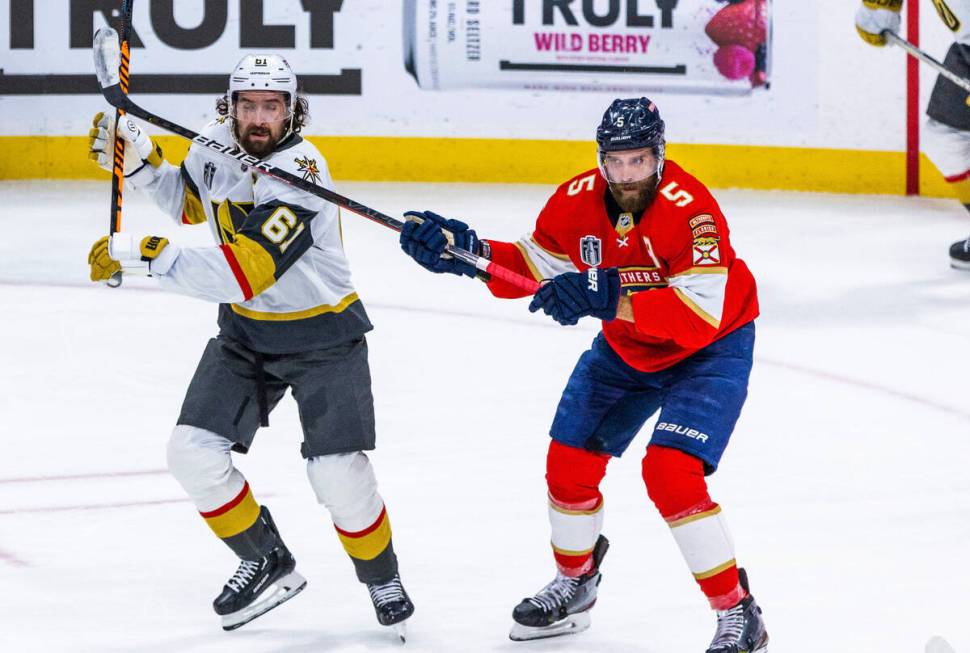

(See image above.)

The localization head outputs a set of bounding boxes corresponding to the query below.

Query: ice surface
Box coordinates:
[0,180,968,652]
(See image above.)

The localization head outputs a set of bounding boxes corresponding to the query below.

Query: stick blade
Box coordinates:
[93,28,121,89]
[926,636,957,653]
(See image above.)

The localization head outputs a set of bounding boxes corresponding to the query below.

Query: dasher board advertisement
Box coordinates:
[404,0,771,94]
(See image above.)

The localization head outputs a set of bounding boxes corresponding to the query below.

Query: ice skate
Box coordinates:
[509,535,609,642]
[367,573,414,642]
[949,236,970,270]
[212,508,306,631]
[706,568,768,653]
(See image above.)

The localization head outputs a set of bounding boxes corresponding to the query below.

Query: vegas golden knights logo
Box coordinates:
[932,0,961,31]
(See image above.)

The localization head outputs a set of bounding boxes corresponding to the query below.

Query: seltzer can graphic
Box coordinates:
[403,0,771,94]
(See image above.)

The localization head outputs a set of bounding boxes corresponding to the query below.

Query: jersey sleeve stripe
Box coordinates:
[182,189,207,225]
[515,236,578,280]
[179,164,207,225]
[220,243,255,301]
[530,235,571,261]
[513,242,545,281]
[673,287,721,328]
[667,266,728,278]
[223,234,280,299]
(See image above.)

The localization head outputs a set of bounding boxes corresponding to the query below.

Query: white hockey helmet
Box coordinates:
[227,54,298,139]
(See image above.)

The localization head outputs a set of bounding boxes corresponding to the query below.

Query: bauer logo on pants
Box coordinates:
[580,236,602,267]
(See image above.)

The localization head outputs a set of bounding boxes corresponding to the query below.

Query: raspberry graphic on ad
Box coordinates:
[705,0,769,87]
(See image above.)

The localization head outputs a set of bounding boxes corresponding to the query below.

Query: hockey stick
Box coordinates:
[91,31,540,295]
[883,31,970,103]
[99,1,134,288]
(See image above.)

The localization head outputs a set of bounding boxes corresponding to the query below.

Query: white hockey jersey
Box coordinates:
[128,120,371,353]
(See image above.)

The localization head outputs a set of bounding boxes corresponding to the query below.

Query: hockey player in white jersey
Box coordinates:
[856,0,970,269]
[86,55,414,635]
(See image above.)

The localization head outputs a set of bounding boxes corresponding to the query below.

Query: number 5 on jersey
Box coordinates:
[660,182,694,207]
[262,206,306,253]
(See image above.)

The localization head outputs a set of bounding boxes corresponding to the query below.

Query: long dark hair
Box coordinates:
[215,93,310,133]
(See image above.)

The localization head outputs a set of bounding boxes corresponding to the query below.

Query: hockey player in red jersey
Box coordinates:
[399,98,768,652]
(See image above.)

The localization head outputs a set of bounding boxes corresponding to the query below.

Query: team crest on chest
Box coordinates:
[580,235,602,267]
[295,156,321,184]
[203,162,217,190]
[692,237,721,266]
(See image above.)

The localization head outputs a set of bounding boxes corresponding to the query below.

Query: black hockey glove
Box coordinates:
[529,268,621,325]
[400,210,481,277]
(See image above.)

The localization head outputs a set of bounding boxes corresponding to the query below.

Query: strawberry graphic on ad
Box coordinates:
[705,0,769,88]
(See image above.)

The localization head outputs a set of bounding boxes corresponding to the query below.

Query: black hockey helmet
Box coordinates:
[596,97,665,152]
[596,97,666,184]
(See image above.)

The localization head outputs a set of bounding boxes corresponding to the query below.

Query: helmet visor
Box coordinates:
[598,147,661,185]
[232,92,292,124]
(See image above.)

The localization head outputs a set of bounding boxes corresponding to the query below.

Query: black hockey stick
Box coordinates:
[90,33,540,294]
[101,0,134,288]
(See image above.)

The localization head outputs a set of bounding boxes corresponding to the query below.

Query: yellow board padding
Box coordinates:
[0,135,954,198]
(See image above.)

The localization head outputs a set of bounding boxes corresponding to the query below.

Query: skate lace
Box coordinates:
[368,576,405,608]
[710,602,747,648]
[226,559,261,594]
[527,574,579,614]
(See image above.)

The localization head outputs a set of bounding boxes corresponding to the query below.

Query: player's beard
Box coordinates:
[237,123,281,158]
[609,174,659,215]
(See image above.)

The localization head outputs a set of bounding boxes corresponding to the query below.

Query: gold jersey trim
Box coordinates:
[672,288,721,329]
[230,292,359,321]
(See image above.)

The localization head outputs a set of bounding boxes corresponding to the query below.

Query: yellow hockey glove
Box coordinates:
[87,235,121,282]
[855,0,903,46]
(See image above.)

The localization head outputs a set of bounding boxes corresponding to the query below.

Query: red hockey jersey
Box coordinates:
[484,160,759,372]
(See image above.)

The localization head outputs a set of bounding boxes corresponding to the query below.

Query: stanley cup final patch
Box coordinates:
[580,235,602,267]
[692,237,721,266]
[203,162,217,190]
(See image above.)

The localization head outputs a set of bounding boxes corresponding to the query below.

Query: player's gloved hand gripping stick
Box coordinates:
[92,23,540,295]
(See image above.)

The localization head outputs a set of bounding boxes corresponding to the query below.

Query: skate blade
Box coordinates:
[393,620,408,643]
[221,571,307,631]
[509,611,591,642]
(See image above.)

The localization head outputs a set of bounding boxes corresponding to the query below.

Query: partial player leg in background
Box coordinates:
[167,425,306,630]
[923,41,970,270]
[923,119,970,269]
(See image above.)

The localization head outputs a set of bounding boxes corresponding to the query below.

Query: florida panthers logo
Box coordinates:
[295,156,321,185]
